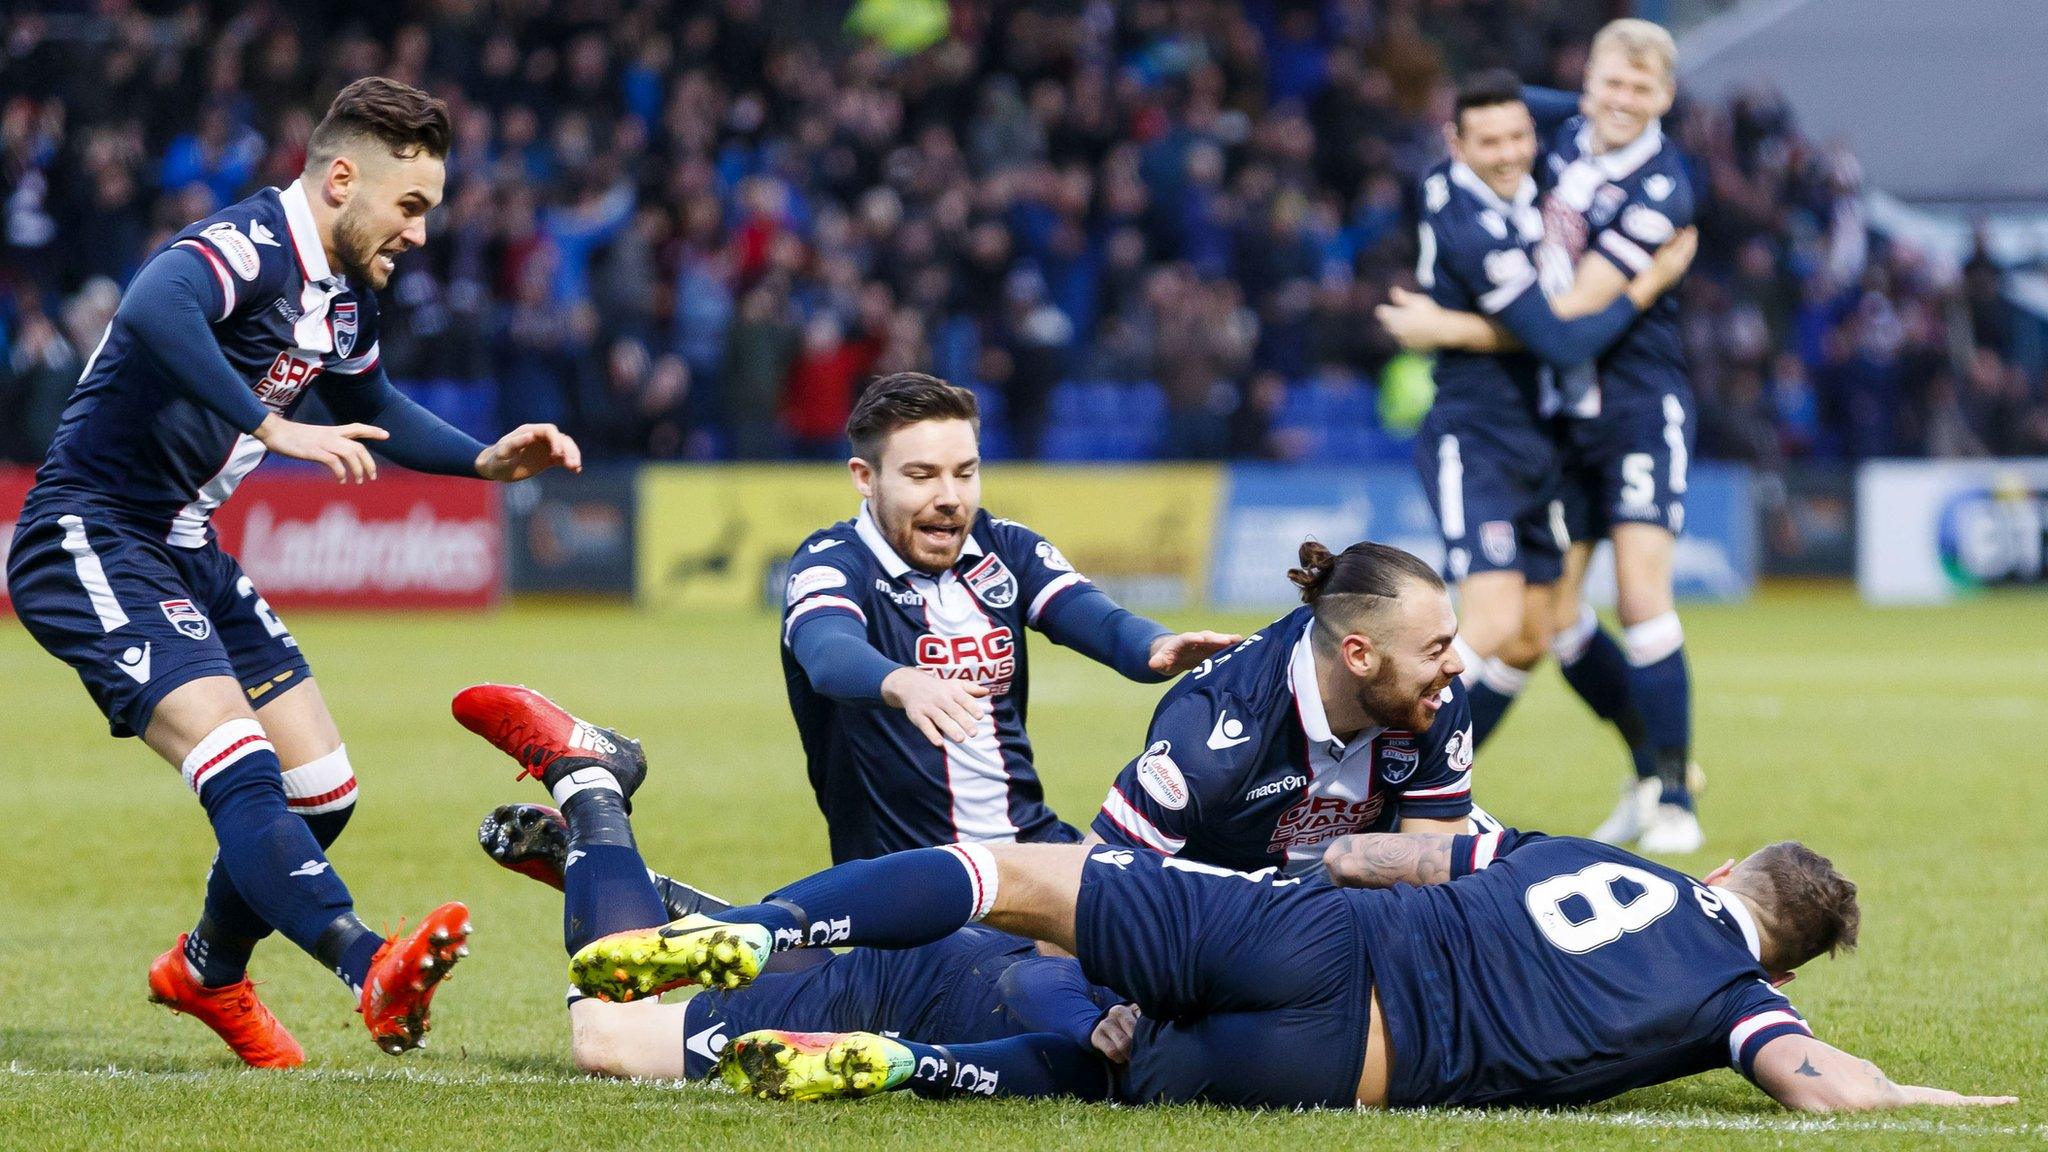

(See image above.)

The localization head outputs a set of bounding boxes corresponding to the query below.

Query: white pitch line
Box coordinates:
[4,1063,2037,1136]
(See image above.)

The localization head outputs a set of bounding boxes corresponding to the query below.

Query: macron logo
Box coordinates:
[289,859,331,877]
[1207,710,1251,750]
[808,539,844,553]
[686,1022,728,1062]
[115,643,153,685]
[250,221,280,246]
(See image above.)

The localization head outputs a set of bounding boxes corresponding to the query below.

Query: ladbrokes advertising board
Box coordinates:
[2,467,501,612]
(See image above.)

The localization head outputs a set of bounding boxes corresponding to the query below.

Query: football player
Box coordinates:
[779,372,1238,862]
[1384,69,1694,802]
[1378,23,1708,854]
[6,79,580,1064]
[584,827,2012,1114]
[1088,539,1485,873]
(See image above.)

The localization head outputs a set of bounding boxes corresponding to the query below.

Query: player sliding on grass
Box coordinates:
[779,372,1238,862]
[453,683,1136,1089]
[5,78,582,1066]
[576,823,2013,1112]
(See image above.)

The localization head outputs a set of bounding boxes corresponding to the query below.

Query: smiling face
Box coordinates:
[1448,99,1538,201]
[1583,45,1674,152]
[1342,580,1465,733]
[851,418,982,574]
[327,148,444,289]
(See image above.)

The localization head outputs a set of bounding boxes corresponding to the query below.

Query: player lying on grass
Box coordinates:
[453,683,1136,1088]
[572,826,2014,1111]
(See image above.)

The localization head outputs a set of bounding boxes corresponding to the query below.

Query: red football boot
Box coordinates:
[148,937,306,1069]
[451,684,646,802]
[359,902,472,1055]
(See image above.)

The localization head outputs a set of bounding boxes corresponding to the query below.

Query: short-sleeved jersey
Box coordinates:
[780,504,1097,862]
[1361,831,1812,1108]
[1092,607,1476,875]
[1416,160,1553,419]
[1537,118,1696,413]
[24,180,383,547]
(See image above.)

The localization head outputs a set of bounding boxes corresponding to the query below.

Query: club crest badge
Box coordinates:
[331,301,358,359]
[964,555,1018,609]
[160,598,213,641]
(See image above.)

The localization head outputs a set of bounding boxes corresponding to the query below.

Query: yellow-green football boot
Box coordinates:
[717,1030,915,1101]
[568,913,770,1002]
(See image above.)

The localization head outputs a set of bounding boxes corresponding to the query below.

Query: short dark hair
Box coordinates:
[847,372,980,464]
[1286,539,1444,640]
[306,77,452,171]
[1732,841,1861,970]
[1453,68,1527,135]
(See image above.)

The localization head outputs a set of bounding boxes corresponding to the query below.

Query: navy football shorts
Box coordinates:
[680,926,1036,1079]
[1074,847,1373,1108]
[1415,405,1567,585]
[7,512,310,737]
[1561,391,1695,541]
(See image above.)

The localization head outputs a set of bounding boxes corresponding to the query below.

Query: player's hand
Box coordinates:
[253,414,389,484]
[475,423,583,482]
[881,668,990,746]
[1644,226,1698,294]
[1147,630,1243,677]
[1090,1004,1139,1064]
[1374,286,1454,350]
[1894,1085,2018,1108]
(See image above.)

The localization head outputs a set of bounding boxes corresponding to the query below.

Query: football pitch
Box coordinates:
[2,588,2042,1149]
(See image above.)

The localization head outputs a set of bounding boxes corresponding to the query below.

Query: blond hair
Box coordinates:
[1590,18,1677,86]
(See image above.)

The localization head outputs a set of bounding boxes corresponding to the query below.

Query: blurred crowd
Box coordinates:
[3,0,2045,469]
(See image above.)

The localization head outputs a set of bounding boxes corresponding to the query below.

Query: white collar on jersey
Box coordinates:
[279,179,338,286]
[853,501,982,580]
[1449,161,1538,216]
[1713,885,1765,962]
[1570,117,1665,183]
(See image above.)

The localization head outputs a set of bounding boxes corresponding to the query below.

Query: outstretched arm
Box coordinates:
[1322,832,1457,889]
[1752,1033,2016,1113]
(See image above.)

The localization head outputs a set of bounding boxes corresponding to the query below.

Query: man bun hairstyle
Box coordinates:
[307,77,452,170]
[1736,841,1860,971]
[847,372,980,464]
[1454,68,1527,134]
[1287,539,1444,640]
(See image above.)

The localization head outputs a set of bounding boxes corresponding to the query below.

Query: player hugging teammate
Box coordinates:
[1381,19,1709,854]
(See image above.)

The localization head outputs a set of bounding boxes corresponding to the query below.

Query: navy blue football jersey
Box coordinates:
[781,505,1098,861]
[1364,831,1811,1107]
[1416,160,1554,418]
[1537,118,1696,414]
[1092,607,1476,875]
[23,180,383,545]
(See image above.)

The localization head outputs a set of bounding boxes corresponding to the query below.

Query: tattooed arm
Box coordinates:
[1321,833,1458,889]
[1753,1034,2016,1112]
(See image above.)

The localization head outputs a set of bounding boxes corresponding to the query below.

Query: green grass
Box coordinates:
[2,588,2043,1149]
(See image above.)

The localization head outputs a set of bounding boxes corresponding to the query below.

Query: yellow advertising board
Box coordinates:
[636,464,1222,612]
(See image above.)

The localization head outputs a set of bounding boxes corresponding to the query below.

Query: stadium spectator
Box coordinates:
[2,1,2043,468]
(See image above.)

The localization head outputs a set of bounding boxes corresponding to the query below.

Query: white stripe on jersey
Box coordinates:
[175,240,236,320]
[1405,770,1473,799]
[57,515,129,632]
[1026,571,1087,625]
[1099,786,1186,854]
[783,595,867,642]
[168,434,268,548]
[918,568,1018,843]
[1727,1009,1808,1066]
